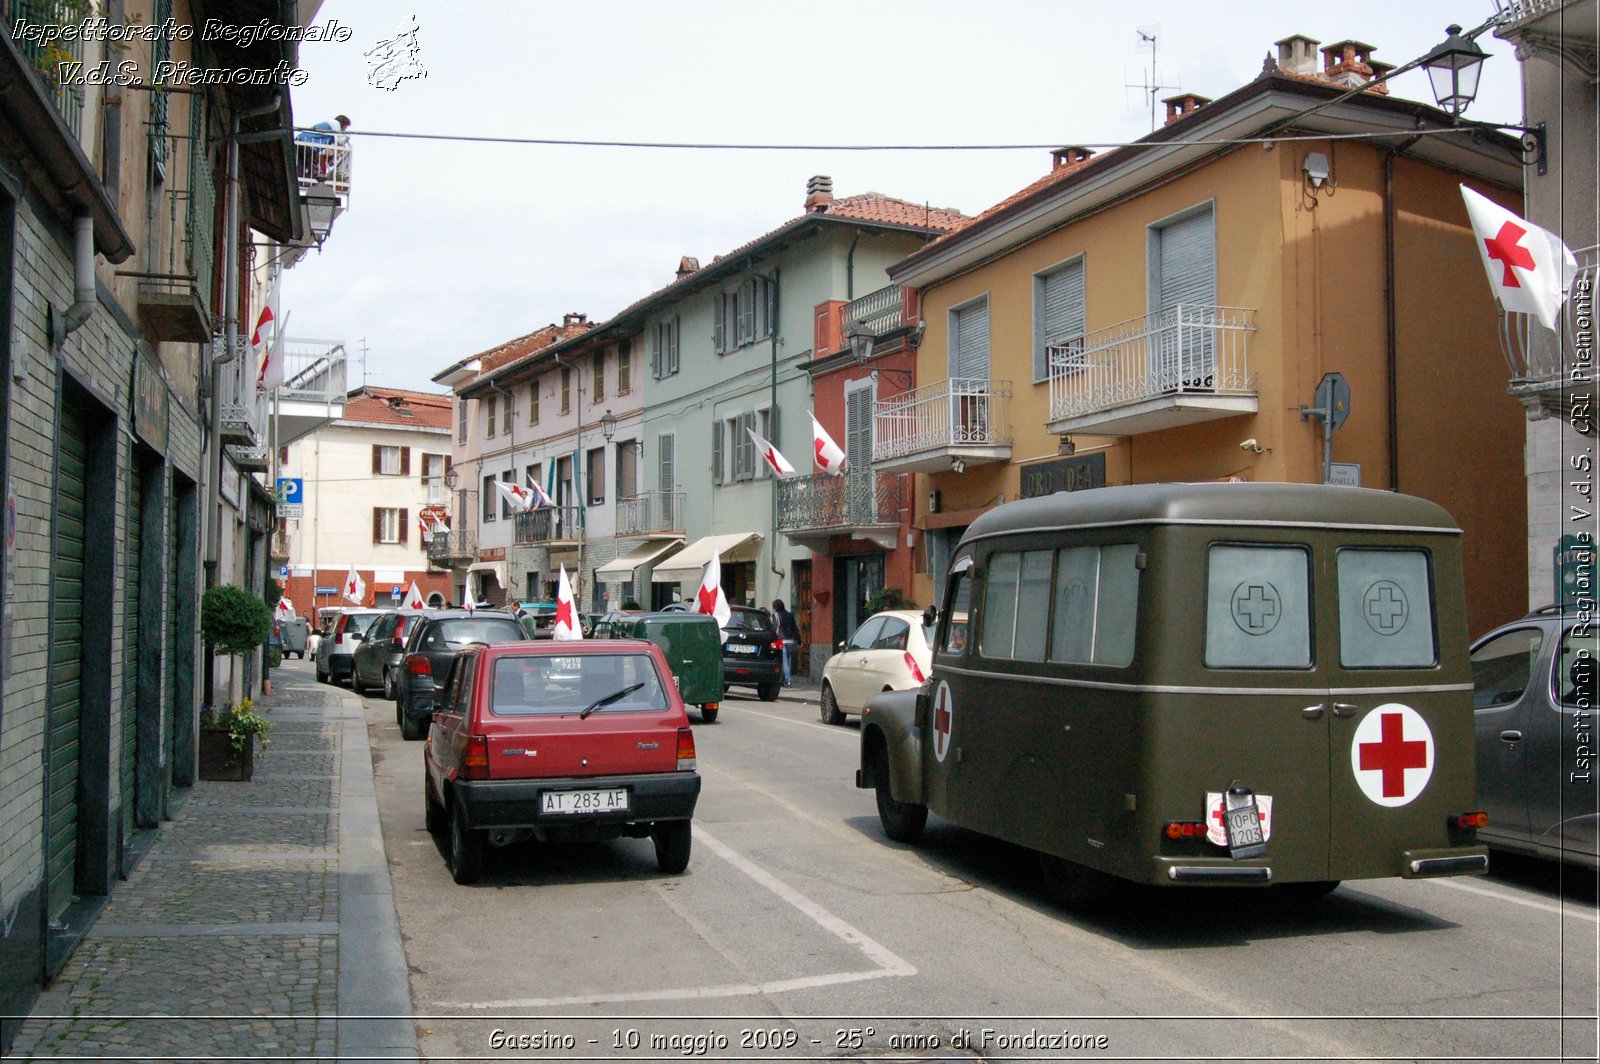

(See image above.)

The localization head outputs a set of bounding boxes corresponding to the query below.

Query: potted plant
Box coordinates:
[200,585,274,780]
[198,698,271,781]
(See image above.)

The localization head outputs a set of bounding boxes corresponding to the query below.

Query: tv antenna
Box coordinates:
[1126,26,1180,132]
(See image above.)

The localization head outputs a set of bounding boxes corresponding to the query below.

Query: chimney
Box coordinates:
[1050,145,1095,171]
[804,174,834,214]
[563,312,588,328]
[1320,40,1378,89]
[676,256,699,280]
[1162,92,1212,126]
[1274,35,1320,76]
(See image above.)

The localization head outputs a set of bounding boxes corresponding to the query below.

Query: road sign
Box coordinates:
[1327,463,1361,487]
[275,477,304,518]
[1313,372,1351,431]
[279,564,289,578]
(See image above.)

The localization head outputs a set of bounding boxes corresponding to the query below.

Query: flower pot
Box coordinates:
[199,726,255,781]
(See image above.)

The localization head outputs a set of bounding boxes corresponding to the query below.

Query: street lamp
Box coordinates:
[1420,24,1486,117]
[443,466,458,490]
[599,409,642,456]
[846,321,874,364]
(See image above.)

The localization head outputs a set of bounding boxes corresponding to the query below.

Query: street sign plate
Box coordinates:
[1327,463,1361,487]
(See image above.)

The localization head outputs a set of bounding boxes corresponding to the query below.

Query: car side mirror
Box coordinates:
[922,605,938,629]
[349,632,363,642]
[836,640,847,652]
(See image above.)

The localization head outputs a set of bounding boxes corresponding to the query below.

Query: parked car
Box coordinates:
[352,608,431,698]
[1471,605,1598,868]
[396,610,528,740]
[602,611,724,722]
[820,610,935,725]
[423,639,701,884]
[315,608,385,686]
[278,616,309,659]
[720,605,783,702]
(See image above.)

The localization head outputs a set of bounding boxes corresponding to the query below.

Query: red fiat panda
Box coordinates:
[424,640,700,884]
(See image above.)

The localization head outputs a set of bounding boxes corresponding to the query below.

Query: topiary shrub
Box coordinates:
[202,584,274,655]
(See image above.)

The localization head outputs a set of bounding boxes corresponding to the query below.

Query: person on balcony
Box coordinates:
[297,115,351,182]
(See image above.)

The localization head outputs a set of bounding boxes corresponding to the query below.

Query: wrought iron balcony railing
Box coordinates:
[616,491,685,537]
[873,377,1012,463]
[427,530,477,564]
[2,0,85,137]
[776,471,900,535]
[513,506,582,545]
[1047,304,1257,423]
[215,336,267,445]
[842,284,905,338]
[1501,243,1597,430]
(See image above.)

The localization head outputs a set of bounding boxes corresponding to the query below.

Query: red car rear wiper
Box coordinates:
[580,682,646,719]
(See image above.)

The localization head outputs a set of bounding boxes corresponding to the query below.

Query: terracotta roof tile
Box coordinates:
[473,319,597,376]
[341,386,453,431]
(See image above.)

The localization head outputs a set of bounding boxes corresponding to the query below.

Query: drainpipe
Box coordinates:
[56,215,96,343]
[205,94,283,587]
[845,232,860,302]
[1381,137,1419,492]
[765,267,782,583]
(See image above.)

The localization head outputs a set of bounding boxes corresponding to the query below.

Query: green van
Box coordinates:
[602,612,725,723]
[858,482,1490,903]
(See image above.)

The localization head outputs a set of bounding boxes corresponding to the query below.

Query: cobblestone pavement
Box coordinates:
[10,662,416,1063]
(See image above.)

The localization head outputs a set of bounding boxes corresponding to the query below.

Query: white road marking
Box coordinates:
[1425,875,1600,922]
[733,705,857,737]
[437,824,915,1010]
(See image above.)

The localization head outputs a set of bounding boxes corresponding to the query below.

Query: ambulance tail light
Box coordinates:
[1449,810,1488,844]
[676,728,697,771]
[1164,820,1208,840]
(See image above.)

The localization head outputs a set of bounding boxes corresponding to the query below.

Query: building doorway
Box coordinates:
[832,553,884,650]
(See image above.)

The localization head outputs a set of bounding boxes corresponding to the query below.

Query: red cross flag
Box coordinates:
[694,552,731,629]
[342,566,367,605]
[493,480,533,513]
[1461,185,1578,331]
[402,581,426,611]
[745,427,795,477]
[1349,703,1435,807]
[552,564,583,641]
[274,595,294,621]
[811,413,846,476]
[524,478,554,510]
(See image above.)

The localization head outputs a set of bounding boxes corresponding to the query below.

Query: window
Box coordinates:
[617,340,632,395]
[1205,544,1312,669]
[845,382,874,472]
[525,463,540,497]
[560,366,571,414]
[1471,628,1544,709]
[651,316,680,378]
[482,475,496,521]
[587,447,605,505]
[1337,548,1437,668]
[486,398,496,438]
[874,617,911,651]
[372,445,408,476]
[490,653,668,717]
[1149,204,1217,389]
[948,296,990,380]
[458,399,467,443]
[500,468,515,519]
[940,561,972,655]
[616,441,637,499]
[529,381,540,425]
[1034,257,1086,383]
[848,616,886,652]
[657,432,676,492]
[1049,544,1139,667]
[1559,627,1597,708]
[714,276,776,354]
[592,351,605,403]
[980,550,1052,662]
[372,507,407,544]
[422,453,449,503]
[502,392,514,421]
[717,411,762,484]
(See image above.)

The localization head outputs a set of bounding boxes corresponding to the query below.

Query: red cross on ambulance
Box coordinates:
[932,681,954,763]
[1349,702,1435,807]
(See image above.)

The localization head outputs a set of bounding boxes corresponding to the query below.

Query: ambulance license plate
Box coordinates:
[1224,797,1267,857]
[541,788,628,815]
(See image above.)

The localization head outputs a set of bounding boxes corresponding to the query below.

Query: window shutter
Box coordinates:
[951,300,990,381]
[712,421,723,485]
[1153,207,1217,386]
[713,293,726,354]
[444,454,452,473]
[736,279,755,345]
[658,433,675,492]
[1036,260,1086,381]
[668,316,680,375]
[372,507,382,542]
[399,508,409,544]
[651,322,662,378]
[371,444,381,474]
[846,387,874,470]
[401,447,411,476]
[618,341,631,394]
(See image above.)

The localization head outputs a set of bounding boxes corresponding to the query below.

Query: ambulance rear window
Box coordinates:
[1337,548,1437,668]
[1205,544,1312,669]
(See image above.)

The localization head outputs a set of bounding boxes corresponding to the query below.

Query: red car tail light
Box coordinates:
[676,727,697,771]
[405,654,432,676]
[460,735,490,780]
[904,652,925,684]
[771,638,782,654]
[334,615,350,637]
[392,617,409,646]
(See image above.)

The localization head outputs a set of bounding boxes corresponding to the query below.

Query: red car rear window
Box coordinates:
[489,653,669,716]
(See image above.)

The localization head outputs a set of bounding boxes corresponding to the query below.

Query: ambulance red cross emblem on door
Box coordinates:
[932,680,954,763]
[1349,703,1435,807]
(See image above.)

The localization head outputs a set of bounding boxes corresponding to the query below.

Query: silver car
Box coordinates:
[315,607,384,686]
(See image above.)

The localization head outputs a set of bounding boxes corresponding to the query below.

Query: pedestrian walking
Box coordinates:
[771,599,801,686]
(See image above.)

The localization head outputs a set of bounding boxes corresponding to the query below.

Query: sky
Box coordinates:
[284,1,1528,394]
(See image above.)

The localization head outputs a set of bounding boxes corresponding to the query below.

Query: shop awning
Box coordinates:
[596,539,684,583]
[465,561,506,590]
[651,532,762,584]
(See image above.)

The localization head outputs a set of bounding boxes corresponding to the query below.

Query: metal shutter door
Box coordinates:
[121,468,141,838]
[951,300,989,381]
[1155,209,1216,389]
[48,400,88,921]
[1037,261,1085,380]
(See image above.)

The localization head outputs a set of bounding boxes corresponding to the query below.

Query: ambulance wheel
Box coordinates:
[1273,880,1340,900]
[873,747,926,843]
[820,683,845,725]
[1038,853,1117,909]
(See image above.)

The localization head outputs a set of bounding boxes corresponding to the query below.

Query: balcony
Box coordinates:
[228,443,269,472]
[616,491,686,538]
[873,377,1012,474]
[1502,244,1597,434]
[427,530,478,567]
[272,338,348,446]
[130,127,217,343]
[514,506,582,545]
[215,336,266,446]
[843,284,906,337]
[1046,304,1258,437]
[2,0,85,137]
[777,471,903,551]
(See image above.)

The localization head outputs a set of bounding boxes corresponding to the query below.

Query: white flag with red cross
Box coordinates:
[694,552,731,629]
[552,564,583,641]
[274,595,294,621]
[493,480,534,513]
[811,413,846,476]
[1460,185,1578,331]
[402,581,426,611]
[342,566,366,605]
[746,427,796,477]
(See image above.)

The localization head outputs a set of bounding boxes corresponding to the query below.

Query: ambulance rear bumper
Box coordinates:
[1402,847,1490,878]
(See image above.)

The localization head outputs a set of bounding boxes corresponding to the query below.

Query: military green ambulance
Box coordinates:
[857,482,1490,903]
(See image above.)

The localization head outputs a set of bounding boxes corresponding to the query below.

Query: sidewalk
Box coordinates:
[10,662,415,1063]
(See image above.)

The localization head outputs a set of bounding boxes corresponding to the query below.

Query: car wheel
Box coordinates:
[757,681,780,702]
[820,683,845,725]
[383,668,397,701]
[1037,853,1117,909]
[400,710,427,741]
[450,801,484,884]
[316,661,328,683]
[873,746,926,843]
[652,820,692,874]
[424,772,446,836]
[699,706,718,724]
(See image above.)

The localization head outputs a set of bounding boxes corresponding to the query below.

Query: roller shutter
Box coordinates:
[48,400,88,920]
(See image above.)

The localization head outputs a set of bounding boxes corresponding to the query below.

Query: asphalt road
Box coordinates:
[359,685,1599,1063]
